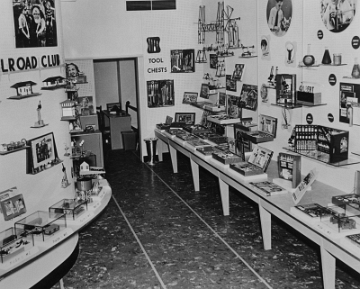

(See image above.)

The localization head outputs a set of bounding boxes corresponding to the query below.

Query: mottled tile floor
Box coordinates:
[53,150,360,289]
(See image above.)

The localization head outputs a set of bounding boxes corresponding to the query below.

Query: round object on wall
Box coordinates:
[320,0,356,33]
[266,0,292,37]
[317,30,324,39]
[328,113,334,122]
[306,113,313,124]
[352,36,360,49]
[329,74,337,86]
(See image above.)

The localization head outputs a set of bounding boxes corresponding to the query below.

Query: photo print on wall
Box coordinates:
[13,0,58,48]
[266,0,292,37]
[147,80,174,108]
[320,0,356,33]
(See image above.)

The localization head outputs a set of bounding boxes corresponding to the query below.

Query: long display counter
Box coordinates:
[0,179,112,288]
[154,128,360,289]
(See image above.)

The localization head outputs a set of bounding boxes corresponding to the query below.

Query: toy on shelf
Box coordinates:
[8,81,41,100]
[0,138,28,155]
[41,76,66,90]
[31,101,48,128]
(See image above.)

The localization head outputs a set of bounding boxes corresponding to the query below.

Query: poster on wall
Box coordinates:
[147,80,174,108]
[13,0,58,48]
[266,0,292,37]
[170,49,195,73]
[240,84,258,111]
[320,0,356,33]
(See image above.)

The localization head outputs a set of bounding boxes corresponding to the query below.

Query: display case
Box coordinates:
[49,199,88,221]
[277,152,301,188]
[15,211,67,243]
[242,114,277,144]
[332,194,360,210]
[183,124,211,134]
[290,203,334,224]
[291,125,349,163]
[229,145,273,176]
[0,227,35,266]
[212,150,242,165]
[196,145,223,157]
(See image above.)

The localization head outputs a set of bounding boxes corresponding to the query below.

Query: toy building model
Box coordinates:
[9,81,41,99]
[42,76,67,90]
[60,99,77,120]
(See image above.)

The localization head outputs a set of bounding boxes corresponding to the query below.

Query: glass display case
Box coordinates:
[15,211,67,242]
[49,199,88,221]
[0,227,34,264]
[320,204,360,233]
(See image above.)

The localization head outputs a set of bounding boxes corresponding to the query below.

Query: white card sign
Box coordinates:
[292,169,317,205]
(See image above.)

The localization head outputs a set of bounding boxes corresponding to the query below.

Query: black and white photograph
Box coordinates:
[147,80,174,108]
[182,92,198,104]
[321,0,356,32]
[13,0,58,48]
[266,0,292,37]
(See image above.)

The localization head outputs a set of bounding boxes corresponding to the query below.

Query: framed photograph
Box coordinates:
[183,92,198,104]
[199,83,210,99]
[226,75,237,92]
[171,49,195,73]
[147,80,174,108]
[232,64,245,81]
[13,0,58,48]
[240,84,258,111]
[210,54,218,69]
[175,112,195,124]
[218,92,226,106]
[0,194,26,221]
[77,96,94,115]
[26,132,59,174]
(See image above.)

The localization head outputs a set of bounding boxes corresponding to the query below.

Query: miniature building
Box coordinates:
[80,162,90,172]
[42,76,66,88]
[60,99,77,118]
[11,81,36,96]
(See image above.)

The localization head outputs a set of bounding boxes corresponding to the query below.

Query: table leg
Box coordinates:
[169,145,178,173]
[259,204,272,250]
[190,159,200,191]
[320,246,336,289]
[158,140,164,162]
[218,178,229,216]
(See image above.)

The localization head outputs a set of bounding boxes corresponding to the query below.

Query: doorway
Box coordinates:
[93,58,140,154]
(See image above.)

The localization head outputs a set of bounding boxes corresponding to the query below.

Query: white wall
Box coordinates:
[60,0,360,193]
[0,0,75,233]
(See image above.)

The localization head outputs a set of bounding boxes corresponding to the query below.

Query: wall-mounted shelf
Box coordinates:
[0,146,29,155]
[8,93,41,100]
[283,147,360,167]
[239,55,257,59]
[271,103,302,109]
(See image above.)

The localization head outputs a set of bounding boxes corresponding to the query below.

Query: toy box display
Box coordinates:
[196,145,223,157]
[49,199,88,221]
[0,227,35,265]
[206,114,240,125]
[212,150,242,165]
[173,130,198,142]
[277,152,301,188]
[319,204,360,234]
[186,139,211,148]
[15,211,67,242]
[242,114,277,144]
[183,124,211,134]
[290,203,334,224]
[275,74,297,107]
[332,194,360,210]
[290,125,349,163]
[296,81,322,106]
[229,145,273,176]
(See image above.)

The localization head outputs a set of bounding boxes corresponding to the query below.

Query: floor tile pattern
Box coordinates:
[52,150,360,289]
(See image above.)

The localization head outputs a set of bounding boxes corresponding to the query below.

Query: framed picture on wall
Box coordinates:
[199,83,210,99]
[226,75,237,92]
[147,80,174,108]
[171,49,195,73]
[0,194,26,221]
[13,1,58,48]
[182,92,198,104]
[26,132,60,174]
[240,84,258,111]
[175,112,195,124]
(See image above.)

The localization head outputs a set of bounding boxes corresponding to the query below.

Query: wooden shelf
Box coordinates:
[0,146,29,155]
[7,93,41,100]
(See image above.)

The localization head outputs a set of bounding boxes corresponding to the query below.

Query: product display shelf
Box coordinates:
[271,103,302,109]
[0,179,112,281]
[283,147,360,167]
[0,146,29,156]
